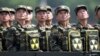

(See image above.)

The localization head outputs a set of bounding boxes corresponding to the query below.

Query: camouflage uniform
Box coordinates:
[75,22,93,29]
[45,5,53,30]
[0,7,16,51]
[74,5,94,29]
[50,5,71,51]
[36,25,46,51]
[14,22,38,51]
[35,6,48,51]
[74,5,96,52]
[94,5,100,51]
[14,5,40,51]
[50,25,71,51]
[94,5,100,31]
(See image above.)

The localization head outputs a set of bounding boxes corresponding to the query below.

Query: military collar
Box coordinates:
[46,25,53,30]
[57,24,71,31]
[15,22,34,29]
[58,24,71,28]
[77,22,93,29]
[36,24,46,32]
[23,23,35,29]
[0,25,8,31]
[15,22,22,28]
[0,22,13,29]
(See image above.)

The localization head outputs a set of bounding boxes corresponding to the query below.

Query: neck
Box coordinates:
[17,19,26,27]
[46,20,52,26]
[9,21,13,26]
[79,19,87,27]
[59,20,69,28]
[2,21,11,28]
[26,20,31,25]
[38,21,46,27]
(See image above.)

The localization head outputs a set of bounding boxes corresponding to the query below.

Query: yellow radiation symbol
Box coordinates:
[30,38,39,50]
[72,38,82,50]
[90,39,98,50]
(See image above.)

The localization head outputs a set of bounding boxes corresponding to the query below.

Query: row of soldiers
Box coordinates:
[0,4,100,52]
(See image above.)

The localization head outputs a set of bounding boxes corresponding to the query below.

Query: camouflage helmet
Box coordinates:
[95,5,100,14]
[9,8,15,14]
[16,5,33,12]
[0,7,16,14]
[46,5,52,11]
[75,5,87,15]
[55,5,70,15]
[0,7,10,13]
[35,6,47,13]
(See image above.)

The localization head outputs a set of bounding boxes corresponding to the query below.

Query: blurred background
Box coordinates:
[0,0,100,24]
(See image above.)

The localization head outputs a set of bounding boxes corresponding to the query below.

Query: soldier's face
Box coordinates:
[96,10,100,19]
[26,12,33,21]
[9,13,15,21]
[77,9,89,20]
[56,10,70,22]
[1,12,11,22]
[47,11,53,20]
[36,11,47,22]
[15,9,28,20]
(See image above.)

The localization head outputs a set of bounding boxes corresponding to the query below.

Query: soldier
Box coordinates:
[74,5,95,52]
[55,5,71,28]
[50,5,71,51]
[15,5,29,28]
[35,6,48,51]
[14,5,39,51]
[35,6,47,30]
[94,5,100,51]
[46,5,53,29]
[94,5,100,29]
[0,7,11,28]
[25,6,35,27]
[0,7,16,51]
[15,5,35,28]
[9,8,15,26]
[74,5,93,29]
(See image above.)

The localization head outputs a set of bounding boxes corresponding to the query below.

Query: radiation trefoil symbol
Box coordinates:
[31,38,39,50]
[72,38,82,50]
[90,39,98,50]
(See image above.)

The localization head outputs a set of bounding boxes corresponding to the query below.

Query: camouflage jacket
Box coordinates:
[0,23,17,51]
[49,24,72,51]
[13,22,40,51]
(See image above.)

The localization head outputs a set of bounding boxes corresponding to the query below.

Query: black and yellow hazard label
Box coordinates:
[85,30,99,51]
[30,38,39,50]
[72,38,82,50]
[90,39,98,50]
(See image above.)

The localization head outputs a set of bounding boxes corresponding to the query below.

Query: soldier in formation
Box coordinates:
[0,7,16,51]
[0,4,99,52]
[49,5,71,51]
